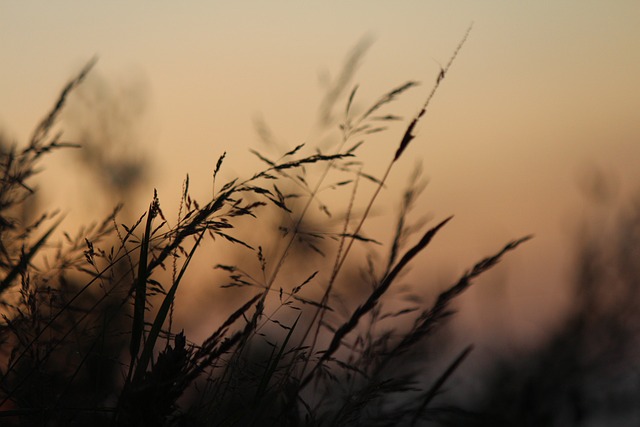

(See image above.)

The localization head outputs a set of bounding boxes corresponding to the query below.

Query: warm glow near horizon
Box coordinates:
[2,2,640,349]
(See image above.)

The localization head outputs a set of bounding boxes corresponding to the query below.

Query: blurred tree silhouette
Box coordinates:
[62,65,151,211]
[452,184,640,427]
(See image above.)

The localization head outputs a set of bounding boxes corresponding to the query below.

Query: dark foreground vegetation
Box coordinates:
[3,31,636,427]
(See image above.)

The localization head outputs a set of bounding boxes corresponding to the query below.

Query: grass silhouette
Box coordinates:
[0,28,530,426]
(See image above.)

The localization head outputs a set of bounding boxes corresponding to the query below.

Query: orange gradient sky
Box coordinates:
[2,2,640,349]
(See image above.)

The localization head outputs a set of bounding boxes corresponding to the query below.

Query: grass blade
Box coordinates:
[133,230,205,384]
[410,345,474,426]
[126,199,156,383]
[0,217,62,296]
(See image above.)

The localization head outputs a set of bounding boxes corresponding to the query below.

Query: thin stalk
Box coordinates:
[301,23,473,378]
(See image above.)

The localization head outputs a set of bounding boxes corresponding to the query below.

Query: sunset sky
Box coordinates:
[2,2,639,349]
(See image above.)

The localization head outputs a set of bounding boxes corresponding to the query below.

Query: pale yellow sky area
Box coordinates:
[1,1,639,349]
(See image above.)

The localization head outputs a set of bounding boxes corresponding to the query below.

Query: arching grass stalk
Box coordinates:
[299,23,474,381]
[299,217,453,390]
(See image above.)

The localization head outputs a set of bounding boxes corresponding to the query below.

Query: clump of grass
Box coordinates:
[0,28,530,426]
